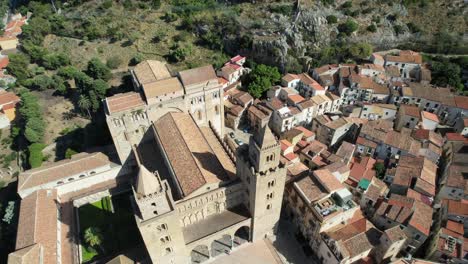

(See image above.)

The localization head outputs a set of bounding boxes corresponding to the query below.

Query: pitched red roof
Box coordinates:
[0,56,9,69]
[0,91,20,107]
[421,111,439,123]
[454,96,468,110]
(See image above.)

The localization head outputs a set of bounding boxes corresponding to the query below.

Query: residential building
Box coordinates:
[313,116,356,147]
[372,194,433,255]
[270,106,298,135]
[420,111,439,130]
[395,105,421,131]
[427,220,466,264]
[216,55,247,85]
[384,50,422,79]
[359,103,397,120]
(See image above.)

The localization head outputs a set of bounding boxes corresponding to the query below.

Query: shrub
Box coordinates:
[338,19,358,36]
[367,24,377,33]
[42,53,71,70]
[269,4,293,16]
[28,143,46,169]
[106,56,122,69]
[152,0,161,9]
[130,53,144,65]
[86,58,112,81]
[58,66,80,80]
[321,0,334,6]
[342,1,352,8]
[163,12,177,23]
[65,148,78,159]
[393,25,404,35]
[374,162,386,178]
[326,15,337,24]
[407,22,420,33]
[101,0,112,9]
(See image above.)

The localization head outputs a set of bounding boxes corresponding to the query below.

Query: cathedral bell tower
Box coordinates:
[236,125,286,241]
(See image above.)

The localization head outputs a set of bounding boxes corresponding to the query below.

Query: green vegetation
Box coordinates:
[78,195,141,262]
[326,15,338,24]
[393,25,404,36]
[269,4,293,16]
[106,56,122,69]
[338,19,359,36]
[424,56,467,94]
[65,148,78,159]
[28,143,46,169]
[18,91,45,144]
[374,162,386,179]
[310,42,373,67]
[244,64,281,98]
[367,24,377,33]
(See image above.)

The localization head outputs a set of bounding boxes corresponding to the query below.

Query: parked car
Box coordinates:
[234,139,244,146]
[229,132,235,138]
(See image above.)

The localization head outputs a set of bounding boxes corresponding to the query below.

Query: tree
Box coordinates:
[58,66,80,80]
[6,54,31,82]
[84,227,104,250]
[29,75,55,90]
[86,58,112,81]
[93,79,109,99]
[2,201,15,224]
[431,61,463,91]
[393,25,404,36]
[326,15,337,24]
[152,0,161,9]
[245,64,281,98]
[346,43,373,60]
[338,19,359,36]
[374,163,386,179]
[367,24,377,32]
[168,44,191,62]
[25,117,45,143]
[78,95,91,117]
[19,91,45,144]
[28,143,45,168]
[130,53,145,65]
[42,52,71,70]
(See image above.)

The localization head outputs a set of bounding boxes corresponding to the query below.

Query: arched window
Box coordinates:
[197,110,202,120]
[68,178,74,182]
[79,174,85,178]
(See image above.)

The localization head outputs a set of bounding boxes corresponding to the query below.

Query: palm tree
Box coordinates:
[84,227,104,252]
[78,95,91,118]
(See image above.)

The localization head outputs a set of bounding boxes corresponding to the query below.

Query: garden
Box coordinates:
[78,194,142,263]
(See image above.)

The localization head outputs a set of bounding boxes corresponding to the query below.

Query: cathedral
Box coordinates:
[104,61,287,263]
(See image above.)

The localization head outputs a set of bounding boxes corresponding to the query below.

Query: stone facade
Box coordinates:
[105,61,224,164]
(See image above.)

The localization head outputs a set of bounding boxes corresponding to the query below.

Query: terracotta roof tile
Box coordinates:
[408,201,433,236]
[106,92,145,114]
[18,153,112,193]
[313,169,344,193]
[154,112,230,196]
[421,111,439,123]
[179,65,218,87]
[15,190,58,264]
[454,96,468,110]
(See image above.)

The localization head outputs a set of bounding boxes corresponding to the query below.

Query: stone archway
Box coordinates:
[233,226,250,247]
[211,234,232,258]
[191,244,210,264]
